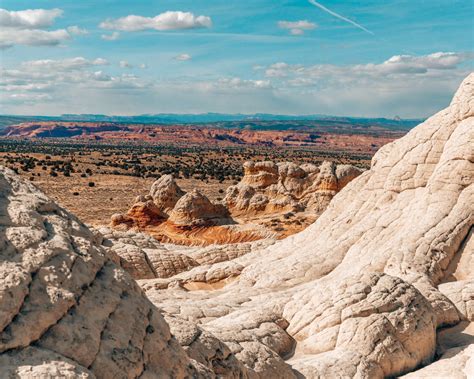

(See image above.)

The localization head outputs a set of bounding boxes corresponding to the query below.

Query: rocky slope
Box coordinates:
[0,73,472,378]
[113,73,473,377]
[0,166,206,377]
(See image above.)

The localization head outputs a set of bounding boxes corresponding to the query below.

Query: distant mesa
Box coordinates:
[0,116,414,154]
[0,112,423,127]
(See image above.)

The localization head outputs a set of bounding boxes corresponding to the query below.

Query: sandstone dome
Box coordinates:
[149,174,185,213]
[168,189,230,226]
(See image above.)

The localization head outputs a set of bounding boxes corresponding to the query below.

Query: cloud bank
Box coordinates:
[100,11,212,32]
[1,52,471,118]
[0,8,86,48]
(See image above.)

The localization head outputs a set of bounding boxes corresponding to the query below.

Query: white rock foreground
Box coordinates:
[0,74,473,378]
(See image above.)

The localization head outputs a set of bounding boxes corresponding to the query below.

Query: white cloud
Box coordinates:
[0,8,83,48]
[0,8,63,29]
[139,63,148,69]
[263,52,472,81]
[253,52,472,117]
[120,60,133,68]
[216,78,272,90]
[360,52,471,74]
[21,57,108,71]
[265,62,303,77]
[278,20,316,35]
[67,25,88,35]
[101,31,120,41]
[0,57,149,106]
[174,53,192,61]
[100,11,212,31]
[2,52,471,118]
[0,28,70,48]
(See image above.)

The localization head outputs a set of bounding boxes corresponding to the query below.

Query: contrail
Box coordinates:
[308,0,374,35]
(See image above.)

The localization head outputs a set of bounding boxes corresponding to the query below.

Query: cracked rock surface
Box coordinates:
[0,167,217,378]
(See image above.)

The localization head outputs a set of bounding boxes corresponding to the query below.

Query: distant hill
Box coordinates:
[0,113,422,132]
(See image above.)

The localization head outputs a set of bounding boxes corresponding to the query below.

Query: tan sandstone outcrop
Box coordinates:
[149,173,185,212]
[168,189,230,226]
[112,159,361,245]
[225,160,363,215]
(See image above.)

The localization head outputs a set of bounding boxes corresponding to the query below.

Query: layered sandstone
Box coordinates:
[111,160,362,245]
[225,160,363,215]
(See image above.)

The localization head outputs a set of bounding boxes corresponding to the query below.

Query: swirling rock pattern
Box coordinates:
[140,73,473,377]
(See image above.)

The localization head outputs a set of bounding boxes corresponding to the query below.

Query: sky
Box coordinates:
[1,0,473,117]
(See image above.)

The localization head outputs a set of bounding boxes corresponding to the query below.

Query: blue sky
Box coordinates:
[1,0,473,117]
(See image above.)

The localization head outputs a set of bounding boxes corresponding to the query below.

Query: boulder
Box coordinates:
[149,174,185,212]
[169,189,230,226]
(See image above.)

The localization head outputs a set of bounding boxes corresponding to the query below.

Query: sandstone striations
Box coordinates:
[225,160,363,215]
[111,159,362,245]
[0,73,472,378]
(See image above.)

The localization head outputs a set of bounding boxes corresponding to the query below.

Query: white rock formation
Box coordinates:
[0,166,244,378]
[140,73,474,377]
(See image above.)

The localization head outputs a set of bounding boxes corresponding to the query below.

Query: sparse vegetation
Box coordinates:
[0,134,377,226]
[0,138,371,184]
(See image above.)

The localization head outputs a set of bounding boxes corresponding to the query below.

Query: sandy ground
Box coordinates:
[28,172,232,227]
